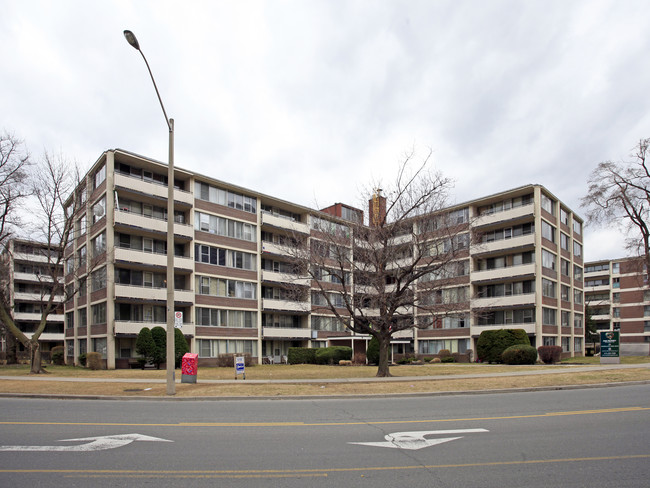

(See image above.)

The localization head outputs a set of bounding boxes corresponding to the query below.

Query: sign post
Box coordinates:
[235,355,246,380]
[600,330,620,364]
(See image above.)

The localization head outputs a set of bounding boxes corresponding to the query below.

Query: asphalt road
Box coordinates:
[0,384,648,487]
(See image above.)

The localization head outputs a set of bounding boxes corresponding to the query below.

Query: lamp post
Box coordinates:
[124,29,176,395]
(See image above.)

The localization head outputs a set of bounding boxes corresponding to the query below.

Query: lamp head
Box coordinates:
[123,30,140,51]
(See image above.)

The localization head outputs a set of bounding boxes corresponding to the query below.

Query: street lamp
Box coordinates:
[124,29,176,395]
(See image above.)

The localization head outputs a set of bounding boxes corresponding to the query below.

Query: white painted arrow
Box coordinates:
[0,433,173,452]
[349,428,489,450]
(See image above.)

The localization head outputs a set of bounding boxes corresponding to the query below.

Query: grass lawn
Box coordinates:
[0,358,648,398]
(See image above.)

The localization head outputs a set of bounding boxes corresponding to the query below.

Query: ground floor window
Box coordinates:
[574,337,582,352]
[562,337,570,352]
[93,338,107,358]
[543,336,556,346]
[418,338,469,354]
[66,340,74,357]
[197,339,257,358]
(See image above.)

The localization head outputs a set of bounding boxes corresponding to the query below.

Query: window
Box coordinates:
[92,196,106,224]
[195,308,257,328]
[542,307,556,325]
[574,314,583,329]
[561,311,570,327]
[93,164,106,189]
[93,338,107,359]
[562,337,570,352]
[574,337,583,352]
[574,265,583,281]
[78,308,87,327]
[541,194,555,215]
[194,212,257,242]
[613,292,620,303]
[573,241,582,257]
[66,312,74,330]
[612,262,620,274]
[542,279,556,298]
[91,267,107,292]
[561,259,570,277]
[574,289,583,304]
[195,181,257,214]
[92,232,106,256]
[543,336,556,346]
[613,307,621,318]
[542,249,556,270]
[561,285,570,301]
[541,221,555,242]
[91,303,106,325]
[66,257,74,274]
[612,277,620,288]
[195,276,257,299]
[78,215,87,236]
[560,208,569,225]
[560,233,570,251]
[573,220,582,235]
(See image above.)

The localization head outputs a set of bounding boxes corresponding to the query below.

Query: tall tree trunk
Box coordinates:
[5,331,17,365]
[376,335,392,377]
[29,340,46,374]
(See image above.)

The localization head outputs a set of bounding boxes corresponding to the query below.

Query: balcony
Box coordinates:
[114,247,194,271]
[13,312,64,322]
[13,252,56,264]
[114,209,193,239]
[261,241,292,257]
[471,322,536,335]
[261,212,309,234]
[114,284,195,304]
[263,298,310,313]
[13,272,56,283]
[14,292,64,302]
[472,294,536,309]
[474,204,534,227]
[471,263,536,283]
[471,234,535,255]
[262,327,312,339]
[114,173,194,206]
[114,320,196,336]
[261,270,310,286]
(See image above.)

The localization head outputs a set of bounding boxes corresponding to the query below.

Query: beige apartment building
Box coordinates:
[62,149,584,368]
[585,257,650,355]
[0,239,65,361]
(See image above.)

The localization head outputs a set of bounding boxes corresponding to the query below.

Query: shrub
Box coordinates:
[352,352,367,365]
[438,349,451,357]
[150,326,167,369]
[366,336,380,364]
[174,328,190,368]
[288,347,317,364]
[315,346,352,365]
[502,344,538,365]
[216,354,253,368]
[441,355,456,363]
[86,352,103,370]
[51,346,65,365]
[431,357,441,363]
[77,353,87,367]
[477,329,531,363]
[135,327,156,366]
[538,345,563,364]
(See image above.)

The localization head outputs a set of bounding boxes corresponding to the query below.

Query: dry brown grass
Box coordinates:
[0,367,648,398]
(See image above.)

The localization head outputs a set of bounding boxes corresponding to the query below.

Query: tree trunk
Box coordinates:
[5,331,17,365]
[29,340,47,374]
[375,335,392,377]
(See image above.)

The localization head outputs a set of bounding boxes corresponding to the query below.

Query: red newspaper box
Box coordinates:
[181,353,198,383]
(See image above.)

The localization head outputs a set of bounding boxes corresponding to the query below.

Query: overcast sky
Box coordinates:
[2,0,650,262]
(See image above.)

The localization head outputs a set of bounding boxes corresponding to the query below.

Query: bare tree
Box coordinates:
[582,138,650,271]
[0,152,83,373]
[291,151,469,376]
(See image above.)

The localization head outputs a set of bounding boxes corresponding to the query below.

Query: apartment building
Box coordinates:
[62,149,585,368]
[584,257,650,355]
[0,239,65,360]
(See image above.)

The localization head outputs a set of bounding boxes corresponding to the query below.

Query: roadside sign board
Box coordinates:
[600,330,620,364]
[235,355,245,379]
[174,311,183,329]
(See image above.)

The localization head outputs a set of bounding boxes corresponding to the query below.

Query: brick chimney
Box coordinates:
[369,189,386,227]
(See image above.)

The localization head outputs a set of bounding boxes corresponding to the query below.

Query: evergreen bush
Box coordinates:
[287,347,317,364]
[51,345,65,365]
[366,336,380,364]
[77,353,87,367]
[477,329,531,363]
[135,327,156,368]
[150,326,167,369]
[174,328,190,368]
[315,346,352,365]
[501,344,538,365]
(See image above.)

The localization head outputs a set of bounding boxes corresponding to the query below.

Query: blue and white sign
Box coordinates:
[235,356,245,379]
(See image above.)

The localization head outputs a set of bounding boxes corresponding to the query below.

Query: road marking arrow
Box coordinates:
[0,433,172,452]
[349,428,489,450]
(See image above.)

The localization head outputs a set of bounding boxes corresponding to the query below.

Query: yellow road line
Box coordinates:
[1,454,648,478]
[0,406,647,428]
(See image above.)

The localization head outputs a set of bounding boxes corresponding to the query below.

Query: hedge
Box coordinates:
[476,329,530,363]
[51,345,65,365]
[86,352,103,370]
[288,347,317,364]
[538,345,563,364]
[287,346,352,365]
[501,344,538,365]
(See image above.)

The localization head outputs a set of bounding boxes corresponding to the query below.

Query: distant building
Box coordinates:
[0,239,65,361]
[584,257,650,355]
[61,148,586,368]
